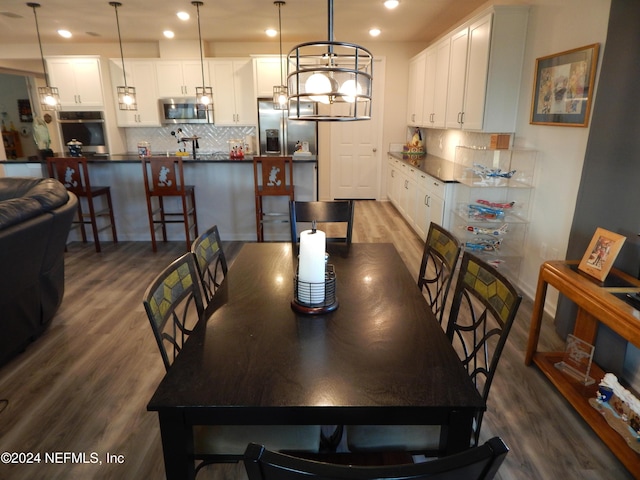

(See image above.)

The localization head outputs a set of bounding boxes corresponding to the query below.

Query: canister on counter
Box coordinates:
[138,141,151,157]
[67,139,83,157]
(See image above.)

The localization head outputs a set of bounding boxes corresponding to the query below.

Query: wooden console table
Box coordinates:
[525,260,640,475]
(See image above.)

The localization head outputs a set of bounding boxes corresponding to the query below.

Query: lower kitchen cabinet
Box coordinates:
[387,155,453,241]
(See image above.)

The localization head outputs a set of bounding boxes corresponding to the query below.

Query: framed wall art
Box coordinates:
[578,227,626,282]
[530,43,599,127]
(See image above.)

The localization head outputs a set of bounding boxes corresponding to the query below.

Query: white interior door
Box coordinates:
[330,58,385,200]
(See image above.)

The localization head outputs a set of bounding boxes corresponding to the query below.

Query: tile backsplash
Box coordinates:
[124,124,256,155]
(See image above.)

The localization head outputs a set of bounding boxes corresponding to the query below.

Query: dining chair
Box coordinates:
[143,252,205,370]
[347,251,521,455]
[142,156,198,252]
[46,156,117,253]
[289,200,355,248]
[191,224,228,304]
[244,436,509,480]
[418,222,461,327]
[254,156,295,242]
[143,253,321,471]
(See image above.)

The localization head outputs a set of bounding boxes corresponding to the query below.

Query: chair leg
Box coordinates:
[158,197,168,243]
[106,190,118,244]
[86,196,101,253]
[146,194,158,253]
[255,195,263,242]
[190,188,198,241]
[76,200,88,244]
[181,194,191,252]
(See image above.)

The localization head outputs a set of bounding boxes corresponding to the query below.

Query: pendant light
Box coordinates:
[192,1,213,117]
[272,1,288,110]
[110,2,137,110]
[287,0,373,121]
[27,3,60,111]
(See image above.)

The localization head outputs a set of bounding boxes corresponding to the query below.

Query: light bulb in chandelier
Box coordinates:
[339,79,363,103]
[305,73,339,104]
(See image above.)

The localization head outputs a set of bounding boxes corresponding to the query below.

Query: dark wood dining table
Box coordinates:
[147,242,485,480]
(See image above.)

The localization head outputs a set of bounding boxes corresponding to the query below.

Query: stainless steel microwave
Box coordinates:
[159,98,214,124]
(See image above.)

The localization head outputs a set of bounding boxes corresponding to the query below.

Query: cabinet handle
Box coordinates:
[425,195,429,206]
[391,170,395,178]
[430,113,434,123]
[404,180,409,189]
[460,112,465,125]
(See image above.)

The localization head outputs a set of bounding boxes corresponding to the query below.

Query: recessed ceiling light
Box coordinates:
[384,0,399,9]
[265,28,277,37]
[177,11,190,20]
[163,30,175,39]
[369,28,381,37]
[58,30,72,38]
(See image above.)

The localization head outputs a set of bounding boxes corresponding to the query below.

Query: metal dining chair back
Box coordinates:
[418,222,461,327]
[244,437,509,480]
[290,200,355,247]
[445,251,522,446]
[143,252,205,371]
[191,224,228,304]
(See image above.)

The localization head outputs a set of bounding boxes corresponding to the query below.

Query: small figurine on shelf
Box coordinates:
[237,146,244,159]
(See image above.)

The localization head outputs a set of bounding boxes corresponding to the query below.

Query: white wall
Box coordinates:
[514,0,611,309]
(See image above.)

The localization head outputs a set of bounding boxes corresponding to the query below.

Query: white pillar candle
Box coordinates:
[298,229,326,304]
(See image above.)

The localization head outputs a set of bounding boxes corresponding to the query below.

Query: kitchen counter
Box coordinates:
[388,151,456,183]
[1,154,317,242]
[0,153,317,164]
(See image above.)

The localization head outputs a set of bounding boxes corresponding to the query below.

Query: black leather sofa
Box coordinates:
[0,177,77,367]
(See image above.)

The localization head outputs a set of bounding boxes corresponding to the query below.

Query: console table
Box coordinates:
[525,260,640,476]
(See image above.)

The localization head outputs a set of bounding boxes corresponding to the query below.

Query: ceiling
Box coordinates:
[0,0,490,46]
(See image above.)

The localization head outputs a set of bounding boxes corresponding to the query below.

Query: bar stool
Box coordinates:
[46,156,117,253]
[253,156,294,242]
[142,156,198,252]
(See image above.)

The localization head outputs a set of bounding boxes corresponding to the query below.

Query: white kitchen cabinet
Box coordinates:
[406,52,426,126]
[210,58,257,126]
[451,146,536,280]
[422,38,450,128]
[109,59,161,127]
[46,56,104,108]
[387,155,451,241]
[253,56,287,98]
[444,6,529,132]
[155,60,208,97]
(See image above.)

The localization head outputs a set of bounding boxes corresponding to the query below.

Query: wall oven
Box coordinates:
[57,111,108,155]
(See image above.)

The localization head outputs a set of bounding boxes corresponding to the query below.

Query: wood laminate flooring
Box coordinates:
[0,200,633,479]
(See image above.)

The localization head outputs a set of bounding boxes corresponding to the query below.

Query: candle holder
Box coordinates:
[291,264,338,314]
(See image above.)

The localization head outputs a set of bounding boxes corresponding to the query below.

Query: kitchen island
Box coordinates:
[0,155,317,242]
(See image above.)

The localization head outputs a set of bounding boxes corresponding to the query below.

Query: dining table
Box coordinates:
[147,242,485,480]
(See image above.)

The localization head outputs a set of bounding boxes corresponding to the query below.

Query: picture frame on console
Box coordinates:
[530,43,599,127]
[578,227,626,282]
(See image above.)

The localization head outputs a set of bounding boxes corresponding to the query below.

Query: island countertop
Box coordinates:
[1,153,317,242]
[0,153,317,164]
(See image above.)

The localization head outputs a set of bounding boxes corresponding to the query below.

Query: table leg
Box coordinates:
[158,410,195,480]
[573,308,599,344]
[443,410,475,454]
[525,264,549,365]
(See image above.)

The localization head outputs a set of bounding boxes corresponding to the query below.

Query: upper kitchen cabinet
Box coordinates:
[406,51,426,126]
[422,37,450,128]
[253,56,287,98]
[109,59,161,127]
[155,60,209,97]
[210,58,257,126]
[444,6,529,132]
[46,56,105,108]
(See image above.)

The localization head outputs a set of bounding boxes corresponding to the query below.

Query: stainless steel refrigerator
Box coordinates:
[257,98,317,156]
